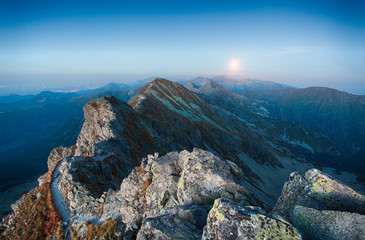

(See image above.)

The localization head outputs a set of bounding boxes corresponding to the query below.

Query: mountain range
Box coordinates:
[0,77,364,239]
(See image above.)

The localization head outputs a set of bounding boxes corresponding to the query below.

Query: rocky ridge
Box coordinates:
[2,78,365,239]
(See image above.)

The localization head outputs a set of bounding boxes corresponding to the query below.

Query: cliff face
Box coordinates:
[2,78,365,239]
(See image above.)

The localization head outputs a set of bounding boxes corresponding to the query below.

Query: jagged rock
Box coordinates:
[74,96,158,161]
[145,205,209,230]
[273,169,365,222]
[47,146,74,170]
[293,205,365,240]
[123,221,140,240]
[145,151,181,210]
[202,198,302,240]
[176,149,251,205]
[136,214,202,240]
[272,172,307,222]
[102,148,256,229]
[37,174,46,185]
[101,154,155,225]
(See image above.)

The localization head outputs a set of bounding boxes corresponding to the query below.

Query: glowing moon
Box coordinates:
[228,58,241,71]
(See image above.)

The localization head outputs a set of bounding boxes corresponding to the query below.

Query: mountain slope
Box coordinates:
[242,87,365,173]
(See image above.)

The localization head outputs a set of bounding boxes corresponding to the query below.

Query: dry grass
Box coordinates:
[2,162,63,240]
[70,219,119,240]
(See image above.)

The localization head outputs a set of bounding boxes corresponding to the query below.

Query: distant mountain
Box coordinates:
[0,91,78,111]
[77,77,158,96]
[78,82,130,95]
[182,75,292,93]
[0,94,34,104]
[242,87,365,173]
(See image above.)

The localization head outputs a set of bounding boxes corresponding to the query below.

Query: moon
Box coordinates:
[228,58,241,71]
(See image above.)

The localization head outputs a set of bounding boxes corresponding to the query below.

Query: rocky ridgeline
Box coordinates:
[56,148,365,239]
[2,79,365,239]
[71,148,304,239]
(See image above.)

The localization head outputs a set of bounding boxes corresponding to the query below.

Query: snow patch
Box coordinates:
[281,129,314,153]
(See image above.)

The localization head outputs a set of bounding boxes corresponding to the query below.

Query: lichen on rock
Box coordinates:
[202,198,302,240]
[137,214,202,240]
[293,205,365,240]
[273,168,365,223]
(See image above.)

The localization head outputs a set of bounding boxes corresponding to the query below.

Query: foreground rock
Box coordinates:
[273,169,365,222]
[202,198,302,240]
[137,214,202,240]
[294,206,365,240]
[100,148,258,238]
[274,169,365,239]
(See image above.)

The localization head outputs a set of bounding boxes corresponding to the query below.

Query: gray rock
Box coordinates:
[102,148,256,230]
[273,169,365,222]
[202,198,302,240]
[136,214,202,240]
[144,152,181,211]
[47,146,74,170]
[176,149,252,206]
[145,204,209,230]
[293,205,365,240]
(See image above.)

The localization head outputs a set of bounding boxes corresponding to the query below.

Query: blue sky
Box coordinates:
[0,0,364,93]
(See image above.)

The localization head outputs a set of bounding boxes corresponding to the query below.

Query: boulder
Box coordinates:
[273,169,365,222]
[293,205,365,240]
[145,204,209,230]
[136,214,202,240]
[176,149,252,206]
[202,198,302,240]
[47,146,73,170]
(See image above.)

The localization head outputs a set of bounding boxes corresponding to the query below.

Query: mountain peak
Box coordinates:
[200,80,222,89]
[128,78,223,126]
[128,78,183,110]
[151,77,172,85]
[199,80,225,91]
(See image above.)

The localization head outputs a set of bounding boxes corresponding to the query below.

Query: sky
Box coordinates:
[0,0,364,94]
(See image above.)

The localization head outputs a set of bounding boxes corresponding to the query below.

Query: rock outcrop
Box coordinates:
[137,214,202,240]
[293,205,365,240]
[274,169,365,222]
[98,148,259,239]
[274,168,365,239]
[202,198,302,240]
[47,145,77,170]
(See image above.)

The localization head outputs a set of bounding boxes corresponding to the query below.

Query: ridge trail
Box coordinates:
[51,160,71,240]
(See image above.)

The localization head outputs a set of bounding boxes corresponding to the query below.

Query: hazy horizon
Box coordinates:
[1,0,364,94]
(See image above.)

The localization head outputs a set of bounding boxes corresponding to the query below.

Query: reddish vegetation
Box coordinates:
[135,165,152,209]
[2,164,63,240]
[70,219,118,240]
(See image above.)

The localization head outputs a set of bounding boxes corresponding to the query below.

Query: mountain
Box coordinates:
[1,78,364,239]
[0,91,78,112]
[0,94,34,104]
[242,87,365,173]
[183,75,292,93]
[0,88,139,196]
[77,82,130,95]
[197,80,353,171]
